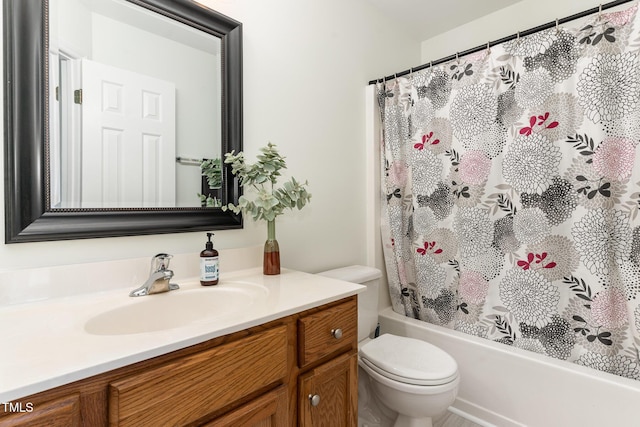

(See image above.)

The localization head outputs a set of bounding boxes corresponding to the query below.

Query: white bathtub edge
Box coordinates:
[450,398,523,427]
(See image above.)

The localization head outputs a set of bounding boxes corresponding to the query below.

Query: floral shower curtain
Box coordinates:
[379,3,640,380]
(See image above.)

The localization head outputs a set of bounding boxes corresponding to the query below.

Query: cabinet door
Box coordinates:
[202,385,288,427]
[0,395,81,427]
[298,352,357,427]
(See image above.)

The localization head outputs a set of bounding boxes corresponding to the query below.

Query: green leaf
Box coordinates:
[223,143,311,222]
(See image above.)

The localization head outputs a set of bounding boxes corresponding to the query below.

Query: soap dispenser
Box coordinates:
[200,232,219,286]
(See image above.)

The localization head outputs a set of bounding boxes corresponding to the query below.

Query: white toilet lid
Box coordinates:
[359,334,458,386]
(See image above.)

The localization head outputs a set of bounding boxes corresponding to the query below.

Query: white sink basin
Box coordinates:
[84,282,267,335]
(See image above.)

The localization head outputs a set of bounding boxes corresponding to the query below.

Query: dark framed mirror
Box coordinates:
[3,0,243,243]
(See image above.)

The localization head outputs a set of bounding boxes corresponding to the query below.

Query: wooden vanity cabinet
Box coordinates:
[0,295,358,427]
[296,299,358,426]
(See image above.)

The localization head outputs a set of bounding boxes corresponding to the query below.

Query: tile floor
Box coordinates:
[358,408,485,427]
[434,410,485,427]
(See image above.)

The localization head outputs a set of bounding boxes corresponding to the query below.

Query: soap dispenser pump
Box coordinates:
[200,232,219,286]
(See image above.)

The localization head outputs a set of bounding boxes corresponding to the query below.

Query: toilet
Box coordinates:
[318,265,459,427]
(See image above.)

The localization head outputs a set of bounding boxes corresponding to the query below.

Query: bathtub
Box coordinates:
[377,306,640,427]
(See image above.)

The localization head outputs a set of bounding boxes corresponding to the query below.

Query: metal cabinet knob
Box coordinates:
[331,328,343,339]
[309,394,321,407]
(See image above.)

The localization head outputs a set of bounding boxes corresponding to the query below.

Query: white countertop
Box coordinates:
[0,267,363,402]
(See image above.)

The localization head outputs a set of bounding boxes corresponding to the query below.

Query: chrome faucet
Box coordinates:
[129,253,179,297]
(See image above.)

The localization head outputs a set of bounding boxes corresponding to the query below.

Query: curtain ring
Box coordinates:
[516,32,520,42]
[555,18,560,33]
[598,4,603,20]
[486,41,491,54]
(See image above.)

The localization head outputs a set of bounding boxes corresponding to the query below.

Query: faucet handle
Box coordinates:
[151,253,173,273]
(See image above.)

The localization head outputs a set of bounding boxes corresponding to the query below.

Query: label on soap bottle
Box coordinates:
[200,256,219,282]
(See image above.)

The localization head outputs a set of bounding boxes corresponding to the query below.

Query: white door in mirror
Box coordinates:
[81,58,176,208]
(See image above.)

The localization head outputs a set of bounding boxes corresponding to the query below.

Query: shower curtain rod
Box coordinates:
[368,0,635,85]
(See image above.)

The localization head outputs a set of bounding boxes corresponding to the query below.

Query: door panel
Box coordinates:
[81,58,176,208]
[298,353,358,427]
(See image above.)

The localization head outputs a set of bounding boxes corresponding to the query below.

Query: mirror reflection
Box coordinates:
[48,0,222,209]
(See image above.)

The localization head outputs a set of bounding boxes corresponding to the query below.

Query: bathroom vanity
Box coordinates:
[0,268,362,426]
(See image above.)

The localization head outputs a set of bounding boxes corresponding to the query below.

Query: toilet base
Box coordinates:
[359,357,458,427]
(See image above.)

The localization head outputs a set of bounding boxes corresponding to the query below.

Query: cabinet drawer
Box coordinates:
[109,325,288,427]
[298,298,357,368]
[202,385,288,426]
[0,394,81,427]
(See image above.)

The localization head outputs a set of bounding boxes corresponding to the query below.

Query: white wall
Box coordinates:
[0,1,419,278]
[52,0,93,57]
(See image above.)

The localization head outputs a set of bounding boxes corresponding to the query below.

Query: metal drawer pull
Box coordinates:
[331,328,343,339]
[309,394,321,406]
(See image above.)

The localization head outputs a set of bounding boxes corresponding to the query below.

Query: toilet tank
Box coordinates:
[317,265,382,342]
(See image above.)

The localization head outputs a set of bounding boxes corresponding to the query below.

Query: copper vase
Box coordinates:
[263,220,280,275]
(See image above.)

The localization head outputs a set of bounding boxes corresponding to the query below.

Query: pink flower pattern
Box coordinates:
[591,288,629,329]
[459,271,489,304]
[388,162,409,187]
[604,3,638,26]
[459,150,492,185]
[592,137,635,181]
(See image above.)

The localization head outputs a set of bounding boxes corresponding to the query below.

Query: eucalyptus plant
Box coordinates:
[201,158,222,189]
[198,194,221,208]
[197,158,222,207]
[222,143,311,222]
